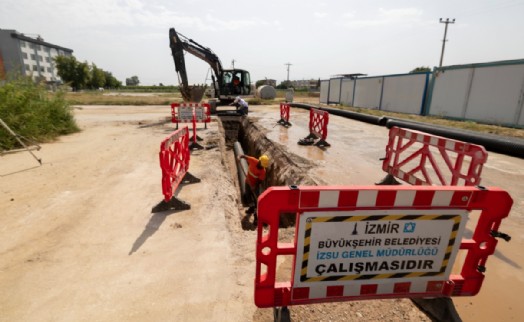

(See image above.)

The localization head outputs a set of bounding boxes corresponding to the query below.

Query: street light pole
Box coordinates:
[439,18,455,68]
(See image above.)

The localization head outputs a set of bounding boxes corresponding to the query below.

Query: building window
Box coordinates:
[40,67,45,73]
[23,52,28,59]
[36,45,41,50]
[29,43,35,49]
[33,65,38,71]
[47,67,52,73]
[30,54,36,60]
[25,64,30,71]
[38,56,43,62]
[20,41,26,48]
[45,57,50,63]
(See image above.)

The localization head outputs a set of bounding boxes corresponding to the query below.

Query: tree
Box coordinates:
[126,76,140,86]
[54,55,121,90]
[89,64,106,89]
[410,66,431,73]
[104,71,122,89]
[54,56,90,90]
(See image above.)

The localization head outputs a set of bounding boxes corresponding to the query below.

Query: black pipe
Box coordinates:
[289,103,383,125]
[289,102,524,158]
[233,141,248,199]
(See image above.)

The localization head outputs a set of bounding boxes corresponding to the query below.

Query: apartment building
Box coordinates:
[0,28,73,83]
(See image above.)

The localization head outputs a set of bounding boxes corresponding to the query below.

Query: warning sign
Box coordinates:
[178,106,193,121]
[293,209,467,285]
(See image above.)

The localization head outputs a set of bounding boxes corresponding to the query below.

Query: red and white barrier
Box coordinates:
[171,102,211,150]
[277,102,292,127]
[381,127,488,186]
[298,108,330,147]
[254,185,513,308]
[152,126,200,213]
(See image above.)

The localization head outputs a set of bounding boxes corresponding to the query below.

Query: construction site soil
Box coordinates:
[1,103,522,321]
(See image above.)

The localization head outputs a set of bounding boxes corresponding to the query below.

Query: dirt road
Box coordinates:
[1,104,520,321]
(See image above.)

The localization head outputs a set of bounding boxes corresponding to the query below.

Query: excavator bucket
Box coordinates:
[188,85,206,103]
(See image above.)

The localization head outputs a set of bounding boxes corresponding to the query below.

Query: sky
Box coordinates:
[2,0,523,86]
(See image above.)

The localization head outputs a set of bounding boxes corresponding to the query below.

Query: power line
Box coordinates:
[439,18,455,68]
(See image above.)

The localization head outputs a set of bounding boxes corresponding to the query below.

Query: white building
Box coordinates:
[0,28,73,83]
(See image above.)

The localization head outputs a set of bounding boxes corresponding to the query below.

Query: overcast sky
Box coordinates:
[2,0,523,85]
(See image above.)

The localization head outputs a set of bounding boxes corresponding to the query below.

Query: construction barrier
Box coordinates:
[254,185,513,308]
[379,127,488,186]
[151,126,200,213]
[277,103,292,127]
[298,108,330,147]
[171,102,211,150]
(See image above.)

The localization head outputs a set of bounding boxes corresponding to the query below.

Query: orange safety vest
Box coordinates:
[245,156,266,188]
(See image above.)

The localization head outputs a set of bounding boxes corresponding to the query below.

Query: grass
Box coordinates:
[1,77,79,150]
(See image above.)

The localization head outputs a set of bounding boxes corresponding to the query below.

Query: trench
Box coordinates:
[217,115,318,228]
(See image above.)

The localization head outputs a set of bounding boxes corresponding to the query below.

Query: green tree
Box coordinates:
[104,71,122,88]
[75,61,90,90]
[410,66,431,73]
[89,64,106,89]
[126,76,140,86]
[53,56,90,90]
[54,55,78,87]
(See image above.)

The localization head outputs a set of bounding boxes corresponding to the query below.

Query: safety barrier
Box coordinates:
[254,185,513,308]
[171,102,211,150]
[379,127,488,186]
[151,126,200,213]
[298,108,330,147]
[277,103,292,127]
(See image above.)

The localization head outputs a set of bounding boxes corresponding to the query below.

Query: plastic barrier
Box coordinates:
[277,103,292,127]
[151,126,200,213]
[171,102,211,150]
[298,108,330,147]
[254,185,513,308]
[380,127,488,186]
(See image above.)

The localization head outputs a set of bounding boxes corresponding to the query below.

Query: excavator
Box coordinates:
[169,27,252,109]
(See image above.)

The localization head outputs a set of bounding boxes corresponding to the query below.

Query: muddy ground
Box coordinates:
[1,103,522,321]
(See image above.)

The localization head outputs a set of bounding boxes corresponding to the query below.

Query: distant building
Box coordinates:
[0,29,73,83]
[290,79,320,90]
[257,78,277,87]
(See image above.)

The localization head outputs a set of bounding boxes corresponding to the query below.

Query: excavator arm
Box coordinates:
[169,28,223,101]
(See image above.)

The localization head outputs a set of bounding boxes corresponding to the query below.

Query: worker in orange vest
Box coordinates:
[237,154,270,225]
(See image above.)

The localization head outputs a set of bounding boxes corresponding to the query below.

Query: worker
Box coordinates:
[232,76,241,94]
[229,96,248,116]
[237,154,270,225]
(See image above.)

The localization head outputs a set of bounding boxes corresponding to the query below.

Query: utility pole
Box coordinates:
[439,18,455,68]
[285,62,292,83]
[231,59,236,68]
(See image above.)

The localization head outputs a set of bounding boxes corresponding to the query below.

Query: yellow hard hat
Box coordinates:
[259,155,270,168]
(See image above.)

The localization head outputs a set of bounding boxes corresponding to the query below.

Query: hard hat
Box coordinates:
[259,155,270,168]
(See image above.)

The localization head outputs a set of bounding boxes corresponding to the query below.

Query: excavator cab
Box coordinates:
[220,69,251,97]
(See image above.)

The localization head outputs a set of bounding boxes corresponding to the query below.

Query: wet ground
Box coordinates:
[248,103,524,322]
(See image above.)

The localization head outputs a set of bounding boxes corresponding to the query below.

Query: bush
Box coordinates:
[0,76,80,150]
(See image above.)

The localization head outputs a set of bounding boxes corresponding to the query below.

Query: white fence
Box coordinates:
[428,60,524,127]
[320,59,524,127]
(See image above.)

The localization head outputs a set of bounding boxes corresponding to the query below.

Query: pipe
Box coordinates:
[233,141,249,199]
[289,102,524,158]
[289,103,383,125]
